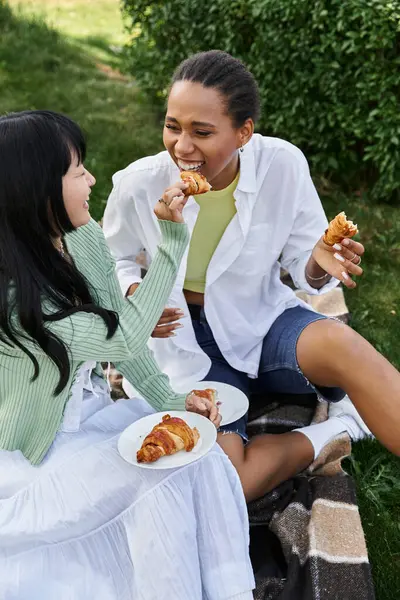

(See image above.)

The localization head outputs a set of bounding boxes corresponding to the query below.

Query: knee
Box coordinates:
[318,320,367,365]
[218,440,268,501]
[318,318,354,347]
[305,318,363,353]
[297,319,364,380]
[220,445,255,500]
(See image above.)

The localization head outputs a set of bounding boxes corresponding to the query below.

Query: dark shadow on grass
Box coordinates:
[66,33,124,71]
[0,1,162,221]
[0,2,96,76]
[80,34,122,56]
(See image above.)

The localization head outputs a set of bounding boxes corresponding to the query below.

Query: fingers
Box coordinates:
[193,401,209,415]
[162,182,189,205]
[340,270,357,289]
[164,181,189,195]
[332,239,364,266]
[185,393,222,428]
[152,308,185,338]
[332,238,364,287]
[158,308,184,325]
[152,323,182,338]
[341,238,365,256]
[332,251,363,277]
[195,397,212,414]
[333,246,362,265]
[154,183,190,224]
[314,234,365,290]
[327,261,358,288]
[186,394,212,415]
[186,393,209,414]
[163,188,184,206]
[168,193,189,215]
[208,403,220,426]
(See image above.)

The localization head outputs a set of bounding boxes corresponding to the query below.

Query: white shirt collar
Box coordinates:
[236,137,257,194]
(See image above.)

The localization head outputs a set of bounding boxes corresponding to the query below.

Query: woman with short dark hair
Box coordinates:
[104,50,400,503]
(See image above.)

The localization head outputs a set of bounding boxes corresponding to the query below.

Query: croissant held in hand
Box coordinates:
[323,211,358,246]
[180,171,211,195]
[190,388,218,406]
[137,414,200,463]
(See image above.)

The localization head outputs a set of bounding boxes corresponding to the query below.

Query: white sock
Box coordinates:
[334,414,367,442]
[294,415,364,459]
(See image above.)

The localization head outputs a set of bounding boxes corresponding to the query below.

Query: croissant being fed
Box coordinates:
[137,414,200,463]
[323,211,358,246]
[180,170,211,195]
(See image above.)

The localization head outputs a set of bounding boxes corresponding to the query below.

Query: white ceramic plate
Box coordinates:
[118,410,217,469]
[190,381,249,426]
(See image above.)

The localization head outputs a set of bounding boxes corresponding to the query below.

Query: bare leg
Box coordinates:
[296,319,400,456]
[217,431,314,503]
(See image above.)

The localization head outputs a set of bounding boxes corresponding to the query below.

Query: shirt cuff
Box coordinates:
[300,273,340,296]
[160,392,187,411]
[158,219,190,246]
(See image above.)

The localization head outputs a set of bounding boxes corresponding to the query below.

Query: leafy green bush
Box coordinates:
[122,0,400,202]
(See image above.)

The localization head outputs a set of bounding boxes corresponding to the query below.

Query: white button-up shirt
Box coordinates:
[103,134,338,391]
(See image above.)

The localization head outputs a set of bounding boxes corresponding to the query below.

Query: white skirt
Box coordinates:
[0,385,254,600]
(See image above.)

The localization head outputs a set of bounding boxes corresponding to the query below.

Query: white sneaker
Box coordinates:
[329,395,374,440]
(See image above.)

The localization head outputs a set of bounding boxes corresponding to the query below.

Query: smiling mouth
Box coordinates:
[177,160,205,172]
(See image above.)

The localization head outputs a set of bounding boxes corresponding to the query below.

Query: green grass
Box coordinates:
[8,0,129,67]
[321,190,400,371]
[346,442,400,599]
[322,189,400,598]
[1,2,399,597]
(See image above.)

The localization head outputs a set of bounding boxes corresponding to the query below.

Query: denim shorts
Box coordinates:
[189,305,345,443]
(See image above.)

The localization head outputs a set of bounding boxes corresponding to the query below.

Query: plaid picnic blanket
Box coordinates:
[246,392,375,600]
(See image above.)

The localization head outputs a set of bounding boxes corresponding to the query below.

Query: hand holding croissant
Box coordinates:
[154,172,211,222]
[310,212,364,289]
[323,212,358,246]
[186,391,221,428]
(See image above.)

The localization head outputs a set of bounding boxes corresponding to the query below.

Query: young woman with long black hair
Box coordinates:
[0,110,254,600]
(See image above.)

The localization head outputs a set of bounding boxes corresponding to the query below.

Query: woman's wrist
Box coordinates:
[305,255,331,289]
[158,219,190,246]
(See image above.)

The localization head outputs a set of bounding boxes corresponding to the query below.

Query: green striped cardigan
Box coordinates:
[0,219,189,464]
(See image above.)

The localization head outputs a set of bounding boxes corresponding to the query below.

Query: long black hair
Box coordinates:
[0,110,118,394]
[171,50,260,127]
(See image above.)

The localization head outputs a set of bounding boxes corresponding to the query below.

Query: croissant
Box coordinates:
[191,388,218,405]
[323,212,358,246]
[137,414,200,463]
[180,171,211,195]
